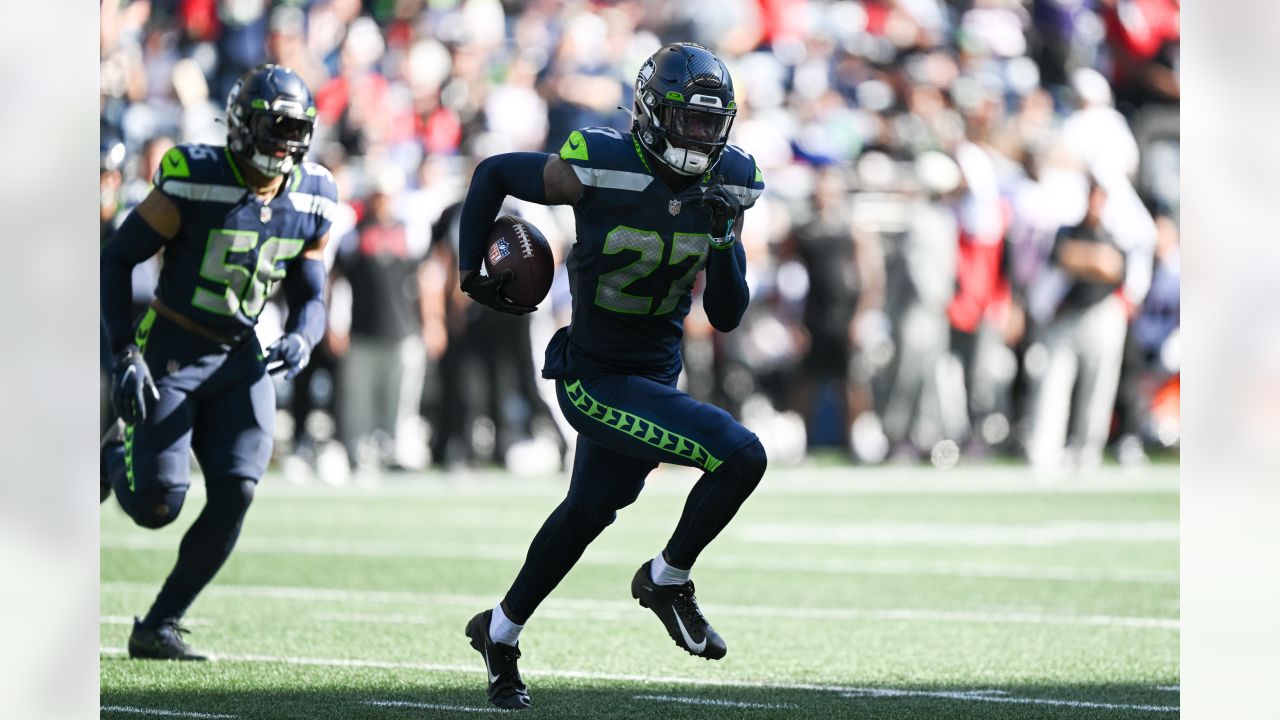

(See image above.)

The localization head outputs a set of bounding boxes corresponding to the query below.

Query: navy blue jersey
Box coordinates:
[544,127,764,381]
[151,143,337,336]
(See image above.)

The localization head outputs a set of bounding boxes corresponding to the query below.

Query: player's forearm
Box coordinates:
[458,152,550,273]
[101,210,168,354]
[702,241,750,332]
[283,258,327,348]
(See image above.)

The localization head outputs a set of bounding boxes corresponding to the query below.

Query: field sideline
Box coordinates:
[101,463,1179,719]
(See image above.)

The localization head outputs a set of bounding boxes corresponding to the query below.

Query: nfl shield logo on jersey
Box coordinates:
[668,199,681,216]
[260,205,272,223]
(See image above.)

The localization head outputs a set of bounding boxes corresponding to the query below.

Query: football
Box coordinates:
[483,214,554,307]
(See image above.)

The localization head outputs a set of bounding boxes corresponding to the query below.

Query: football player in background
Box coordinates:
[100,64,336,660]
[456,43,768,709]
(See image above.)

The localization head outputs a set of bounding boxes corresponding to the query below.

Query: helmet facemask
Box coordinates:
[236,110,312,177]
[637,92,735,176]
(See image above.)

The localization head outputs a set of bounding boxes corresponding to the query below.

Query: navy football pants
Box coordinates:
[502,373,766,622]
[105,308,274,528]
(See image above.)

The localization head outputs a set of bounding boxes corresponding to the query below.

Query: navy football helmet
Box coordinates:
[226,64,316,178]
[632,43,737,176]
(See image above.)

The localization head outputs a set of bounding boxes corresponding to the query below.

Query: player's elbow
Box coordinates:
[707,305,746,333]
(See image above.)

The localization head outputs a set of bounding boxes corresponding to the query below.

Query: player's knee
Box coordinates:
[206,478,256,517]
[563,500,617,535]
[130,489,186,529]
[725,439,768,485]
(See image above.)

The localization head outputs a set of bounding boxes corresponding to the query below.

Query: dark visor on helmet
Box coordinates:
[248,112,313,150]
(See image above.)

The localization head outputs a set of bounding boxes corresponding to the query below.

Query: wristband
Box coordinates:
[709,231,736,251]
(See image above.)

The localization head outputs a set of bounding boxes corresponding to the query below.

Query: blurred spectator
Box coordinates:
[332,167,429,471]
[791,165,884,448]
[1026,177,1129,471]
[882,151,961,456]
[1098,0,1180,112]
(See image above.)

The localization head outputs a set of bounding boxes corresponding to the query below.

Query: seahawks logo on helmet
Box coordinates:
[226,64,317,178]
[632,43,737,177]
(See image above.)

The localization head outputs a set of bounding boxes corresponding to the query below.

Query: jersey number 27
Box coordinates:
[595,226,708,316]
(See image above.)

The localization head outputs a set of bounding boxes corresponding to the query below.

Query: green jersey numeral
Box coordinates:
[593,226,708,316]
[192,229,305,318]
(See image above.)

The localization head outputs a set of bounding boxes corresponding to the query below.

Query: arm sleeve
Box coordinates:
[457,152,550,272]
[283,257,327,348]
[101,210,169,355]
[702,238,750,332]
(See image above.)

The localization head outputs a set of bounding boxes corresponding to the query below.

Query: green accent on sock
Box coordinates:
[562,379,722,472]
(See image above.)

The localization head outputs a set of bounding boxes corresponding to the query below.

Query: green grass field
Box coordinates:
[101,463,1179,719]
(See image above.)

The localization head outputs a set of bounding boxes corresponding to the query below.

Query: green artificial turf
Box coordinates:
[102,463,1179,719]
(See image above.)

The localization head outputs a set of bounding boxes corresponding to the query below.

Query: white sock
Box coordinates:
[649,552,691,586]
[488,603,523,646]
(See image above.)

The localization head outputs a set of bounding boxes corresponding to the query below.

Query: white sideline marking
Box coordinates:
[250,467,1177,497]
[740,521,1178,547]
[101,535,1178,584]
[101,706,235,719]
[635,694,797,709]
[840,688,1178,712]
[101,648,1176,714]
[1155,685,1180,691]
[364,700,501,713]
[102,582,1178,630]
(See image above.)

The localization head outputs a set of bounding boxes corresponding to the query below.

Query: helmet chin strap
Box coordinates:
[247,150,294,178]
[662,145,710,176]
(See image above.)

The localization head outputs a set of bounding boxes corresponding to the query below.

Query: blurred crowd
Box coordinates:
[101,0,1180,479]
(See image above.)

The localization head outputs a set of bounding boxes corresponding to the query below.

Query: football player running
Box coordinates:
[457,43,767,710]
[100,64,336,660]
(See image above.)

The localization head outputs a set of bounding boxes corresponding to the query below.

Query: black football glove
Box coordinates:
[696,178,743,249]
[111,344,160,425]
[461,269,537,315]
[265,332,312,381]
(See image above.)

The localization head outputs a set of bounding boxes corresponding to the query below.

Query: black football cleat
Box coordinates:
[100,420,125,503]
[127,617,208,661]
[465,610,531,710]
[631,561,727,660]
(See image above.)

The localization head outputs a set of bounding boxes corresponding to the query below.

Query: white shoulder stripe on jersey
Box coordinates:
[162,181,246,204]
[288,192,337,221]
[302,162,334,182]
[719,184,763,206]
[571,166,654,192]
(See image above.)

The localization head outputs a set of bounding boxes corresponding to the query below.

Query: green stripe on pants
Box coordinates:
[562,379,723,473]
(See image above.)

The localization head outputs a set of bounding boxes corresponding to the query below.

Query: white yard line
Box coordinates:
[100,648,1176,714]
[101,582,1178,630]
[841,688,1178,712]
[100,706,235,719]
[363,700,501,713]
[1155,685,1180,691]
[100,534,1177,584]
[634,694,797,709]
[250,468,1177,498]
[740,521,1178,546]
